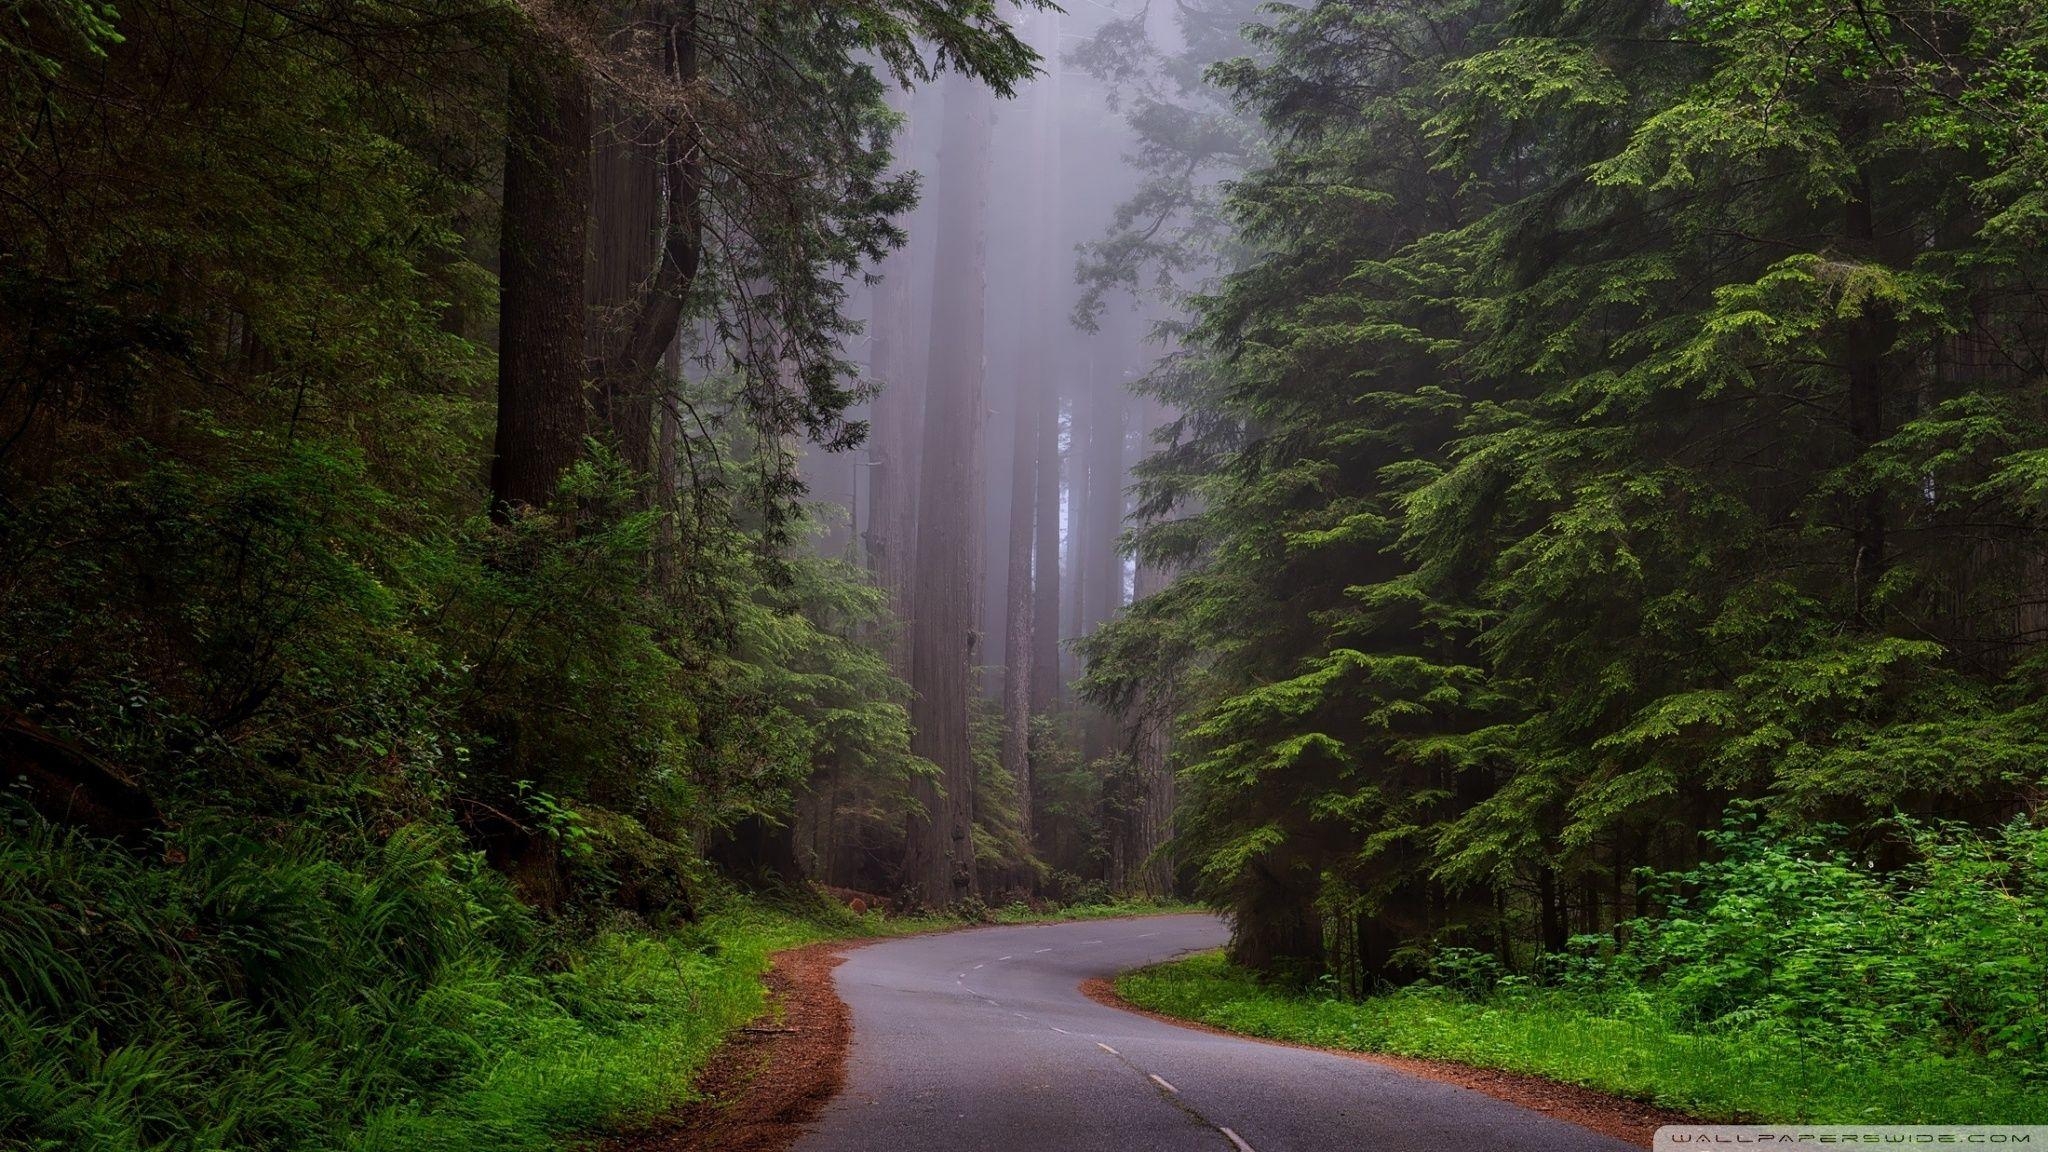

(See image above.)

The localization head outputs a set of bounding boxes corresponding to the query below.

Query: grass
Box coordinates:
[988,897,1203,924]
[1117,951,2048,1125]
[0,802,1199,1152]
[416,894,1197,1147]
[361,902,879,1151]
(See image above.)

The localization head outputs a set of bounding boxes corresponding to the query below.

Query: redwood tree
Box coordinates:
[903,70,994,906]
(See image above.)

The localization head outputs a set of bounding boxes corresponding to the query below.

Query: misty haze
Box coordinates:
[5,0,2047,1147]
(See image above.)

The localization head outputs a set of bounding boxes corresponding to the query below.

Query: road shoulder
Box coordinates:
[1080,976,1694,1150]
[600,938,856,1152]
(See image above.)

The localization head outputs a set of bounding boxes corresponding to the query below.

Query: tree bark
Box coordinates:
[596,0,703,448]
[1081,329,1126,638]
[589,91,662,480]
[492,50,592,516]
[1028,10,1064,719]
[1001,360,1038,850]
[1063,392,1086,685]
[903,72,993,906]
[1125,393,1176,896]
[868,86,926,675]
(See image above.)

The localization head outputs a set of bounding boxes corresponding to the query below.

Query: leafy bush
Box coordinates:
[1614,814,2048,1070]
[0,805,853,1152]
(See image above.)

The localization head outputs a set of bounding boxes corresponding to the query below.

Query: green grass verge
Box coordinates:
[1116,952,2048,1125]
[339,901,889,1151]
[989,897,1203,924]
[1,814,1194,1152]
[375,897,1196,1149]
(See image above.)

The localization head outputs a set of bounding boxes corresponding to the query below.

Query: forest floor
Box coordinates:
[1115,952,2048,1130]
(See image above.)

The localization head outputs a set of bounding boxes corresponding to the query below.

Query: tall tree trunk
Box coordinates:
[1063,391,1086,685]
[596,0,702,436]
[1031,385,1062,712]
[1124,395,1176,895]
[903,73,992,906]
[589,93,661,481]
[492,51,592,516]
[1028,9,1064,718]
[1001,361,1038,852]
[868,87,926,675]
[1007,8,1064,847]
[1082,331,1126,638]
[1136,702,1175,894]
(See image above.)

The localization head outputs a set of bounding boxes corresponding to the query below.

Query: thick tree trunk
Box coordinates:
[903,73,992,906]
[589,93,662,481]
[1006,12,1064,848]
[1031,387,1062,712]
[1538,866,1568,954]
[1230,871,1323,984]
[1028,11,1064,718]
[492,51,592,516]
[1082,340,1125,637]
[1063,393,1086,684]
[1131,694,1175,896]
[1001,367,1037,849]
[1127,394,1176,894]
[868,87,925,675]
[596,0,702,452]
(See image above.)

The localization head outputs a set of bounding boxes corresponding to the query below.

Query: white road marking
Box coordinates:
[1049,1026,1069,1034]
[999,956,1012,961]
[1097,1042,1118,1055]
[1082,939,1103,945]
[1220,1127,1256,1152]
[974,963,985,969]
[1034,947,1052,953]
[1138,932,1158,938]
[1149,1074,1178,1094]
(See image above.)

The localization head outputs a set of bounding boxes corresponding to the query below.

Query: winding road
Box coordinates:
[796,913,1638,1152]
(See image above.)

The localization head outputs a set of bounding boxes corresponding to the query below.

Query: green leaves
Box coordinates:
[1128,0,2048,989]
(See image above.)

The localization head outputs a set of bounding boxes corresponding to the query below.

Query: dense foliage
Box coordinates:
[1094,0,2048,998]
[0,802,904,1150]
[0,0,1045,1140]
[1120,816,2048,1121]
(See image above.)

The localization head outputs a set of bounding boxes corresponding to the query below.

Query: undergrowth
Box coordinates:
[0,807,888,1152]
[0,804,1193,1152]
[1119,817,2048,1125]
[1119,953,2048,1124]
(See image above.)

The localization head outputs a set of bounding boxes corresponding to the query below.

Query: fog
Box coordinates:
[785,0,1256,899]
[803,0,1224,689]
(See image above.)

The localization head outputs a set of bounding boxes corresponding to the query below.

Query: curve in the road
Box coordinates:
[796,913,1639,1152]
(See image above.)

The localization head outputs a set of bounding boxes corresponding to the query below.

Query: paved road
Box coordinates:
[796,913,1637,1152]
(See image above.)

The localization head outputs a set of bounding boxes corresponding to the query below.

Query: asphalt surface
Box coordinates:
[795,913,1639,1152]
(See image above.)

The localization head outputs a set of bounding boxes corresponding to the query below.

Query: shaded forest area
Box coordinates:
[6,0,2048,1136]
[1085,0,2048,1097]
[0,0,1219,1132]
[1101,0,2048,984]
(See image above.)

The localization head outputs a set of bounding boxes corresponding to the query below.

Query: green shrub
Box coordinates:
[1613,815,2048,1071]
[0,806,856,1152]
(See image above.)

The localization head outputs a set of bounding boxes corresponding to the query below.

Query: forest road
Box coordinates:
[794,913,1639,1152]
